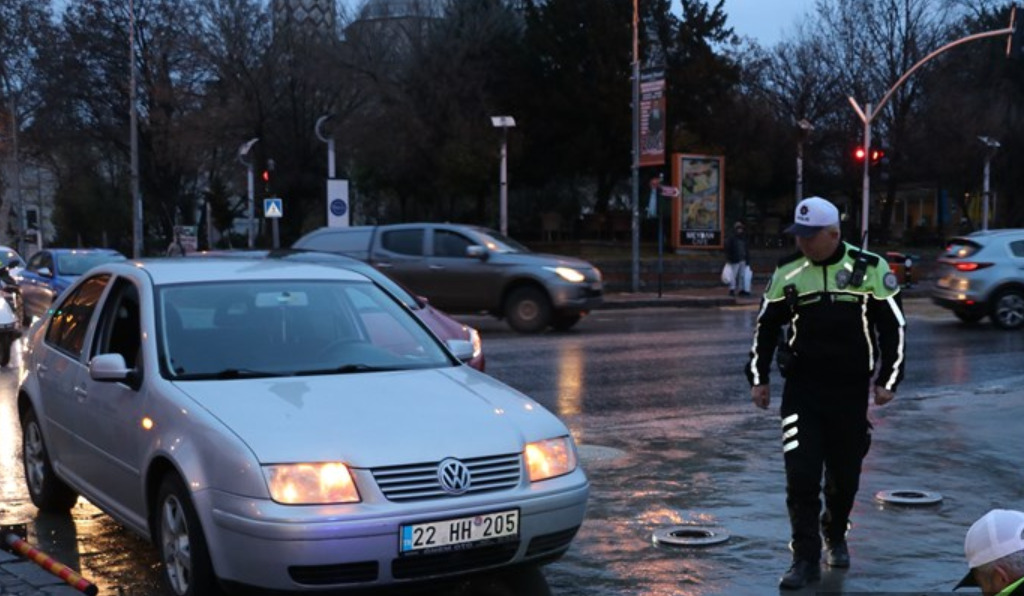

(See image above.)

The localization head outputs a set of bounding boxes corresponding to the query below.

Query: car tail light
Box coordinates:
[953,262,993,272]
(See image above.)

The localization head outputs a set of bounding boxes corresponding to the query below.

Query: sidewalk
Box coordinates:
[598,281,930,310]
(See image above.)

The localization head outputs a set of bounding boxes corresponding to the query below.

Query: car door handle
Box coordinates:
[36,363,48,377]
[375,262,393,269]
[429,264,445,270]
[74,386,88,402]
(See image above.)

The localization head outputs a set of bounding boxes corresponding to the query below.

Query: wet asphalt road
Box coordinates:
[1,298,1022,595]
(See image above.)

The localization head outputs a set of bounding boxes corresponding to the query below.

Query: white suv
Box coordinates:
[932,229,1024,330]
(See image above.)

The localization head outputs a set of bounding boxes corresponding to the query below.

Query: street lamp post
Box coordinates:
[129,0,142,258]
[237,137,259,248]
[316,114,336,179]
[490,116,515,236]
[795,119,814,205]
[979,136,1000,231]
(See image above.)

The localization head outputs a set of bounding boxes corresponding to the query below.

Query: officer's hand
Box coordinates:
[751,384,770,410]
[874,386,895,406]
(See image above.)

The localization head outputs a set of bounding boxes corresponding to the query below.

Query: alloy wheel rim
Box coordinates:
[24,422,45,495]
[997,295,1024,327]
[161,495,192,595]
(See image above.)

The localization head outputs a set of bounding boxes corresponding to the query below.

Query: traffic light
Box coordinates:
[261,169,270,183]
[870,148,885,164]
[854,147,866,162]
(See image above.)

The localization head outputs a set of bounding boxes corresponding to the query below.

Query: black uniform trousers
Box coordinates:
[780,374,872,562]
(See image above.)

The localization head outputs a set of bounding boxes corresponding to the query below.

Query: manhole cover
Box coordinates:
[652,526,730,548]
[875,489,943,506]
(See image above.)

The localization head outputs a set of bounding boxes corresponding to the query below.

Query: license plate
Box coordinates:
[400,509,519,554]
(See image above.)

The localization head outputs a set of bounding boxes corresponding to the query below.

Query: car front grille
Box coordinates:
[391,541,519,579]
[371,453,522,502]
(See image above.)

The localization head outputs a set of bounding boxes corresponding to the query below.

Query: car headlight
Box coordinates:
[467,326,483,359]
[524,437,577,482]
[263,463,361,504]
[544,266,586,283]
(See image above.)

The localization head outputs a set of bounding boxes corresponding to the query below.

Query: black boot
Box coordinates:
[826,541,850,568]
[780,559,821,590]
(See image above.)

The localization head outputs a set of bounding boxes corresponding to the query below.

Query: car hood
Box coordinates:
[174,367,567,467]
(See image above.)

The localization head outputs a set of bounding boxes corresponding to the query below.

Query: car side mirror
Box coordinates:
[38,267,53,278]
[466,246,488,260]
[445,339,475,363]
[90,353,141,389]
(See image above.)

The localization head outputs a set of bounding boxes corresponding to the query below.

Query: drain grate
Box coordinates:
[652,526,730,548]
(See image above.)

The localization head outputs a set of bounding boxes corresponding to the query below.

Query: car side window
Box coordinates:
[26,252,48,273]
[1010,240,1024,258]
[45,275,110,358]
[434,230,474,258]
[380,229,424,256]
[93,278,142,368]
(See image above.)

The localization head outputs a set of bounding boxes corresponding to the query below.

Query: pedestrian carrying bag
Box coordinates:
[721,263,735,286]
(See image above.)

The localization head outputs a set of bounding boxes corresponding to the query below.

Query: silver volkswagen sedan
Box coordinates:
[18,258,588,595]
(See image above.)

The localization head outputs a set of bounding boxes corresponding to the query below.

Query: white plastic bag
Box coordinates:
[721,263,736,286]
[743,265,753,291]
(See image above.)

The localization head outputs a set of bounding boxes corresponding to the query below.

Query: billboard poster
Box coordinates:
[671,154,725,249]
[639,70,666,167]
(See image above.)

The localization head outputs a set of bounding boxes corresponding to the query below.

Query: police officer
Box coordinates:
[745,196,906,589]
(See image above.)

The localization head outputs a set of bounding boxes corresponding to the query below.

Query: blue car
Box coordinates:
[14,248,126,324]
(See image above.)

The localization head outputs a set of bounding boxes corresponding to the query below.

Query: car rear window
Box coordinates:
[942,239,983,259]
[296,229,373,256]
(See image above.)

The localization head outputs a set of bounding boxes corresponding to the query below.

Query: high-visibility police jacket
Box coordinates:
[745,241,906,391]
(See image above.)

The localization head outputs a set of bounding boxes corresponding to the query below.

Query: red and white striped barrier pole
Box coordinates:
[3,531,99,595]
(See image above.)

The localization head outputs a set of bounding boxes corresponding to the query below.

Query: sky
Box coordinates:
[718,0,815,47]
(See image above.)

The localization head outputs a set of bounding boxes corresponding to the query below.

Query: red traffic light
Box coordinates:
[261,170,270,183]
[854,147,866,161]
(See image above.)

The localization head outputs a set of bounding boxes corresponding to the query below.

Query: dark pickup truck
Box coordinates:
[293,222,604,333]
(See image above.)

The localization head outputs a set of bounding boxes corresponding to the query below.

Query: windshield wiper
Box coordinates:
[295,363,403,376]
[175,368,291,380]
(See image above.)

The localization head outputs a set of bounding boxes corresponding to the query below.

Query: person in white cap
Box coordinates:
[744,196,907,589]
[956,509,1024,594]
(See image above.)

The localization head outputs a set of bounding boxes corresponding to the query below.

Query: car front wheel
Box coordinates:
[990,289,1024,330]
[156,474,221,596]
[505,287,552,334]
[21,408,78,512]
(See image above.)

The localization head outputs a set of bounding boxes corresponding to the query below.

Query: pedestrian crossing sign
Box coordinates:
[264,198,283,218]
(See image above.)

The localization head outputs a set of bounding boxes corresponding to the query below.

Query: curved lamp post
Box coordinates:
[237,137,259,248]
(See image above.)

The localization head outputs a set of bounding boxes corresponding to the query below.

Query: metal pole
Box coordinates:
[130,0,142,258]
[8,95,23,257]
[630,0,640,293]
[796,141,803,205]
[247,165,255,247]
[499,128,508,237]
[983,156,991,232]
[860,103,872,244]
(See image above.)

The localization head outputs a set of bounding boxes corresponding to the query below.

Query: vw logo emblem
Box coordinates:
[437,458,471,495]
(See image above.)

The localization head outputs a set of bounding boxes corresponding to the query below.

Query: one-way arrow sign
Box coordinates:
[659,185,680,197]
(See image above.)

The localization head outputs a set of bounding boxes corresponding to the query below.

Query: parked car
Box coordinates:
[13,248,126,324]
[18,258,587,595]
[293,223,604,333]
[931,229,1024,329]
[0,245,25,273]
[192,248,485,371]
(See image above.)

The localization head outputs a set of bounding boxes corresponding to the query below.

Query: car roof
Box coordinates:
[964,228,1024,239]
[95,257,373,286]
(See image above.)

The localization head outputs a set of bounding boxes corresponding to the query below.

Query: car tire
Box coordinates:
[21,408,78,512]
[505,287,552,334]
[954,310,985,324]
[550,312,582,331]
[156,474,221,596]
[990,289,1024,330]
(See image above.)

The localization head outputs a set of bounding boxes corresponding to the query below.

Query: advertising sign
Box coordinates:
[671,154,725,249]
[639,69,666,167]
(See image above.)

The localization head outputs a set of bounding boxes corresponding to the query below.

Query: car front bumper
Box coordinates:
[199,472,589,591]
[549,281,603,312]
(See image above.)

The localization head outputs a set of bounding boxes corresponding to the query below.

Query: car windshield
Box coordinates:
[158,279,452,380]
[0,249,22,268]
[472,228,531,254]
[57,252,126,275]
